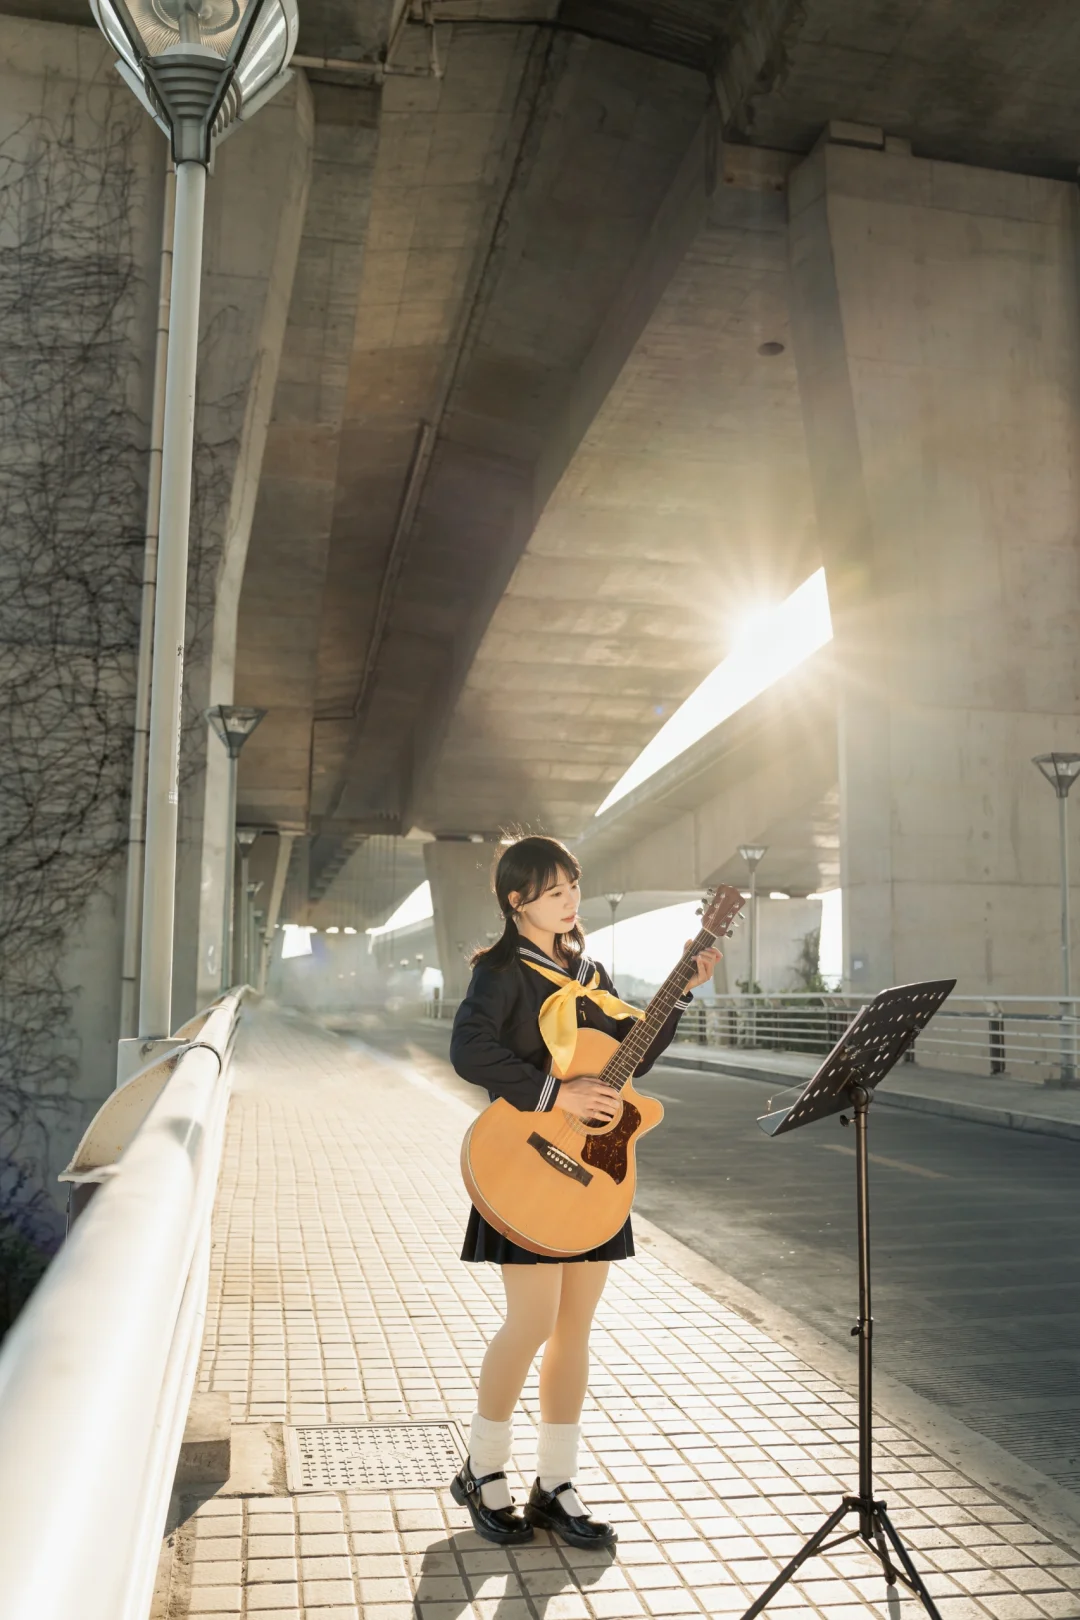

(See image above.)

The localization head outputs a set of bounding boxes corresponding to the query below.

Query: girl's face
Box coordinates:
[511,867,581,937]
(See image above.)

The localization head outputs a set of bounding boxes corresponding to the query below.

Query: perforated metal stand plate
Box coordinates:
[284,1421,466,1492]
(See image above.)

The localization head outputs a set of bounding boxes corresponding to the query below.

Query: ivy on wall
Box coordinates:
[0,102,145,1254]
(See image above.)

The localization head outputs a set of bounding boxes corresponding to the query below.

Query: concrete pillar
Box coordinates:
[423,840,503,1001]
[788,129,1080,994]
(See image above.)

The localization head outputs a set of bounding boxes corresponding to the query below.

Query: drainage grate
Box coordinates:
[284,1422,465,1492]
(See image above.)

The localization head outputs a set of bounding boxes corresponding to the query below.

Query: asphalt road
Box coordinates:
[634,1061,1080,1497]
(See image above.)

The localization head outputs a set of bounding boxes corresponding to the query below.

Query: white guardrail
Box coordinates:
[425,991,1080,1082]
[0,991,243,1620]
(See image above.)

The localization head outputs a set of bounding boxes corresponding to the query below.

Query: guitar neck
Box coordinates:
[600,927,715,1091]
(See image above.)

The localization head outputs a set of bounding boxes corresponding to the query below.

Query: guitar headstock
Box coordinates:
[696,884,746,941]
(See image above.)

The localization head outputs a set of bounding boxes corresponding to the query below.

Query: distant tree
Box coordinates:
[792,927,829,993]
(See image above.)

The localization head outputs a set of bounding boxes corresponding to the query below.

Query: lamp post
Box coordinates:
[603,892,625,985]
[1032,753,1080,1083]
[208,705,266,988]
[248,892,264,988]
[737,845,767,995]
[89,0,297,1040]
[236,830,259,986]
[738,845,767,1050]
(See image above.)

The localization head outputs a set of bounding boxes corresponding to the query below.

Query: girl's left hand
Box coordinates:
[684,943,722,990]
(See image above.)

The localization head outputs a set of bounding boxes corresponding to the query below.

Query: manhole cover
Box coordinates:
[285,1422,465,1492]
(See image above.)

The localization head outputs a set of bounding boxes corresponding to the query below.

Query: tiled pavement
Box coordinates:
[163,1008,1080,1620]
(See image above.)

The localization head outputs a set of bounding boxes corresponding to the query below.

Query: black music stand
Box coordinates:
[739,978,956,1620]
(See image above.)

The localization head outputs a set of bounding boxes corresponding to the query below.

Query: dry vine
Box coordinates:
[0,91,244,1330]
[0,101,145,1271]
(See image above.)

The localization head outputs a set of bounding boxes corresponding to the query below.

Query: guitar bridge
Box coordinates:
[527,1133,593,1185]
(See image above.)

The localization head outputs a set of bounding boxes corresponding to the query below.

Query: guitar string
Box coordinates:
[545,923,727,1154]
[547,928,719,1152]
[540,902,739,1154]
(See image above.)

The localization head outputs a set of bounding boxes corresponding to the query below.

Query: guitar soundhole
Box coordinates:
[580,1101,640,1185]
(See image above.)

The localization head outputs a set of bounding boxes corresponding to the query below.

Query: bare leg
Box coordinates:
[538,1261,609,1423]
[477,1265,563,1422]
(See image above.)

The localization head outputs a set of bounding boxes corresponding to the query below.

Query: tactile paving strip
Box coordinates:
[284,1421,465,1492]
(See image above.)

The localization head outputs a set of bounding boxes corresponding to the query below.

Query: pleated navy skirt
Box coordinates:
[460,1204,635,1265]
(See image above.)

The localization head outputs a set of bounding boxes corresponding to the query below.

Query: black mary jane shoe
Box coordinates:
[524,1480,617,1549]
[450,1458,535,1545]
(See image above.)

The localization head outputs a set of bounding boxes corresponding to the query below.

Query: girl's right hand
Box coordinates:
[557,1076,620,1122]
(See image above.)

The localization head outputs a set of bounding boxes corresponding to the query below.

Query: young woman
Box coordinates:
[448,835,719,1548]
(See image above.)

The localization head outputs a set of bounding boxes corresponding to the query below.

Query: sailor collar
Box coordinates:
[518,940,595,985]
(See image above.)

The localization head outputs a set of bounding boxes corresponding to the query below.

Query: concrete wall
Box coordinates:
[789,129,1080,996]
[0,17,163,1235]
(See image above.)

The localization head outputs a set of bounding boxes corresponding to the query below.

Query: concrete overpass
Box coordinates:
[6,0,1080,1235]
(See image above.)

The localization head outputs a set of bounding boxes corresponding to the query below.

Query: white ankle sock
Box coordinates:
[537,1421,585,1516]
[468,1413,512,1510]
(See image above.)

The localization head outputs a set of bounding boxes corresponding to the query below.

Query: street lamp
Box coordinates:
[88,0,297,1039]
[603,892,625,985]
[737,845,767,996]
[236,830,260,986]
[1033,752,1080,1083]
[208,705,266,989]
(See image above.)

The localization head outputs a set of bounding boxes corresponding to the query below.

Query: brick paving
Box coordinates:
[164,1008,1080,1619]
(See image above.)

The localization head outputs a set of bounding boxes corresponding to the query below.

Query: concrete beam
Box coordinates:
[412,141,805,836]
[575,659,839,904]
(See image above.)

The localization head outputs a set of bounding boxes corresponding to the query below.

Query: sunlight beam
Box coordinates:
[366,880,434,937]
[595,568,833,817]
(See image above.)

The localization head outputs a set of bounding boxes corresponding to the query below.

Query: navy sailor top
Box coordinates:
[449,941,691,1113]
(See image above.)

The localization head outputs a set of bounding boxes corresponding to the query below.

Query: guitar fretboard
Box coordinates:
[600,926,715,1091]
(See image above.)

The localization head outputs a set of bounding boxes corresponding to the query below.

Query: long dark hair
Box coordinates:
[471,835,584,969]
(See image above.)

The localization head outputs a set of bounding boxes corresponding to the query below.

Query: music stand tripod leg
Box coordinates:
[876,1506,946,1620]
[739,1499,853,1620]
[739,977,959,1620]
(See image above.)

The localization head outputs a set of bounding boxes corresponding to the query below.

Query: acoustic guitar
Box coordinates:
[460,887,746,1257]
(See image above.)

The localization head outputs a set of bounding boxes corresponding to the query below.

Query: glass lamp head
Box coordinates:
[738,844,768,870]
[207,704,267,760]
[89,0,298,159]
[1033,752,1080,799]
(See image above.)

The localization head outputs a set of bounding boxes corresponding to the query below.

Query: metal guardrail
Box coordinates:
[0,991,243,1620]
[424,991,1080,1083]
[677,993,1080,1083]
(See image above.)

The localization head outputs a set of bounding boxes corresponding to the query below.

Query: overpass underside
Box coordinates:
[8,1,1080,1239]
[215,6,1080,1007]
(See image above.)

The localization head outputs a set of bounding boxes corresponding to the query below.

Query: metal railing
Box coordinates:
[677,993,1080,1083]
[0,991,243,1620]
[423,990,1080,1084]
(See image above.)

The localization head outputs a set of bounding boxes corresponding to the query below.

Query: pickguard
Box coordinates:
[580,1101,640,1185]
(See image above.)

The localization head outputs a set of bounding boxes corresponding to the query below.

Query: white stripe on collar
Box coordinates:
[519,943,595,982]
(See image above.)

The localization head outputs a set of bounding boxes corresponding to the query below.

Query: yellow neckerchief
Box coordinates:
[521,952,644,1074]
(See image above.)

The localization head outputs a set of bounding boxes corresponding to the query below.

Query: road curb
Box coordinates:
[662,1048,1080,1144]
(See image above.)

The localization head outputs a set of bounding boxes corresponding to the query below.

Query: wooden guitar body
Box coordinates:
[461,1027,664,1257]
